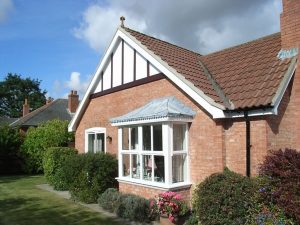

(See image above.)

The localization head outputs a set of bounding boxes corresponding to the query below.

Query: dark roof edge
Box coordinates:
[198,60,234,109]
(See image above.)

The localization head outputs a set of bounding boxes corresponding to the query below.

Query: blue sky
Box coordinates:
[0,0,282,99]
[0,0,103,98]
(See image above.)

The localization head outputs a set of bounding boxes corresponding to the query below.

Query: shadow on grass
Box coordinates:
[0,196,120,225]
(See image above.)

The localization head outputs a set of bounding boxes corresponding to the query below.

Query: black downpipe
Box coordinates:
[244,111,251,177]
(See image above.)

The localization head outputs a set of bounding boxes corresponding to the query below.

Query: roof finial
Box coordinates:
[120,16,125,28]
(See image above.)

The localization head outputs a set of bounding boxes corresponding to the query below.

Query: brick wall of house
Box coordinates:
[119,181,191,202]
[75,77,225,199]
[266,0,300,151]
[280,0,300,49]
[223,118,268,176]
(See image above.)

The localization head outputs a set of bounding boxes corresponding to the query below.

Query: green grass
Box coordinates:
[0,176,122,225]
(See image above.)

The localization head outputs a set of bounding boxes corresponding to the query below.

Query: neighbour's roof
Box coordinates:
[0,117,18,126]
[124,28,294,110]
[110,96,196,124]
[11,99,72,127]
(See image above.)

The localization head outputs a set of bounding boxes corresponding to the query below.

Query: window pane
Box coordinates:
[172,154,187,183]
[130,127,138,150]
[142,125,151,150]
[122,154,130,177]
[96,133,105,152]
[173,124,186,151]
[154,156,165,183]
[131,154,140,179]
[122,128,129,150]
[142,155,152,181]
[88,133,95,153]
[153,125,162,151]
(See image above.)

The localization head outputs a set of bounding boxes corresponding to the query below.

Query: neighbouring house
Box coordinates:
[68,0,300,200]
[11,90,79,133]
[0,117,18,127]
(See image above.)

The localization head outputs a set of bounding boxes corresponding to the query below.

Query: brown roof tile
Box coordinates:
[124,28,293,110]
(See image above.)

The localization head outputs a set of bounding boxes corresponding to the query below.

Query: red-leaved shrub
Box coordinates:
[259,149,300,223]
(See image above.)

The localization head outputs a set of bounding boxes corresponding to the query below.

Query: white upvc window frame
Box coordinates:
[117,122,190,189]
[85,127,107,153]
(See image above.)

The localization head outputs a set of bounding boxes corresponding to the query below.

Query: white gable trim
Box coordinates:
[68,28,226,131]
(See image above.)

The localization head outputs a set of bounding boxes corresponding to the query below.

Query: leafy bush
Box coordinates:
[98,189,154,222]
[98,188,121,212]
[0,125,24,174]
[258,149,300,224]
[43,147,77,190]
[21,119,73,173]
[192,168,256,225]
[67,152,118,203]
[116,193,152,222]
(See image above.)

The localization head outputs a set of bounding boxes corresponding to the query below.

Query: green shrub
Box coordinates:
[192,168,256,225]
[258,149,300,224]
[0,125,24,174]
[21,119,73,173]
[67,152,118,203]
[116,194,152,222]
[98,188,121,212]
[43,147,77,190]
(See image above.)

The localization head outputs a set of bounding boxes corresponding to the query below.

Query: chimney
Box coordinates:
[23,98,29,117]
[68,90,79,113]
[46,97,53,105]
[280,0,300,49]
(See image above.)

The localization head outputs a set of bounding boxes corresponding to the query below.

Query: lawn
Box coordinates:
[0,176,122,225]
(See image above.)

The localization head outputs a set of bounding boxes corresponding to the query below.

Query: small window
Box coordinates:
[85,128,106,153]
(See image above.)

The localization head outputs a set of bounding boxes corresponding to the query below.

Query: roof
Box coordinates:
[0,117,18,126]
[11,99,73,127]
[124,28,295,110]
[110,96,196,124]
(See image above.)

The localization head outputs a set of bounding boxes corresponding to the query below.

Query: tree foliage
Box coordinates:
[0,73,47,117]
[21,119,73,173]
[0,126,24,174]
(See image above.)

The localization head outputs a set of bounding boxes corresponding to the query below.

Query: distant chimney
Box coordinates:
[280,0,300,49]
[68,90,79,113]
[23,98,29,117]
[46,97,53,105]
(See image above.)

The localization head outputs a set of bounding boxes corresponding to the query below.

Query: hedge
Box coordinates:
[63,152,118,203]
[43,147,77,190]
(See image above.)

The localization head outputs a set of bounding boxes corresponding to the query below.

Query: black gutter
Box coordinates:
[244,111,251,177]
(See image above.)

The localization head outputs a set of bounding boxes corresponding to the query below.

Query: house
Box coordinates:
[68,0,300,200]
[11,90,79,132]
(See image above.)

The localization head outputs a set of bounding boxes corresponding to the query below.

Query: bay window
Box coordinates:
[118,122,189,188]
[85,127,106,153]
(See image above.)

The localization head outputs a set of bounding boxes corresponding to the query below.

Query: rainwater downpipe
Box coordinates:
[244,111,251,177]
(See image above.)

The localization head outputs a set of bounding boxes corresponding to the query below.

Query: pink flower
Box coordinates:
[169,214,175,223]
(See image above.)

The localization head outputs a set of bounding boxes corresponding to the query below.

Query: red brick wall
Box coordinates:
[119,181,191,202]
[267,68,300,151]
[223,118,268,176]
[75,78,224,199]
[280,0,300,49]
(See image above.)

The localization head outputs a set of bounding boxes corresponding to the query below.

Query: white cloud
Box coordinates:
[64,72,91,98]
[74,4,146,51]
[0,0,13,23]
[74,0,281,54]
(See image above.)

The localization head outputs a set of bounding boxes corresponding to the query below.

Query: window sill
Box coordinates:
[116,177,192,191]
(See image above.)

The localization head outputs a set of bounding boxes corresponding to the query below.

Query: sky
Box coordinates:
[0,0,282,99]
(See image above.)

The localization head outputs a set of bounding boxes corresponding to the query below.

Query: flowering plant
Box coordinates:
[151,191,189,223]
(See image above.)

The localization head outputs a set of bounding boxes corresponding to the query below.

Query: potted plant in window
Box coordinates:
[151,191,189,225]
